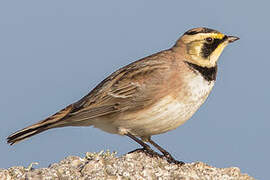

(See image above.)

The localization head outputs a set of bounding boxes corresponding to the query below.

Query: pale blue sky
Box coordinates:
[0,1,269,179]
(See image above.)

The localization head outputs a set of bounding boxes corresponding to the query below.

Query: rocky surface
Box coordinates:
[1,151,254,180]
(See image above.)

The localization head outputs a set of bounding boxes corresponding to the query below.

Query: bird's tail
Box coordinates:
[7,105,73,145]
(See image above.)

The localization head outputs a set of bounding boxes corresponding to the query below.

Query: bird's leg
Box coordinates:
[147,138,184,165]
[126,133,162,158]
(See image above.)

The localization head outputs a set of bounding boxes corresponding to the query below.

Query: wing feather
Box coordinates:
[67,51,172,121]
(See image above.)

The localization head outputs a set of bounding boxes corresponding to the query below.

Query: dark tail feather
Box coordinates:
[7,105,73,145]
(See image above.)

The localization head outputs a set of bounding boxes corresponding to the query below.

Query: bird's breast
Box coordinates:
[93,73,215,137]
[113,74,215,137]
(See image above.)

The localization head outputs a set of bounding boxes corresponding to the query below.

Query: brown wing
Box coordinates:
[66,51,172,122]
[7,50,175,145]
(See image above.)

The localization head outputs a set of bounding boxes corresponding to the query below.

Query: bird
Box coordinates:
[7,27,239,164]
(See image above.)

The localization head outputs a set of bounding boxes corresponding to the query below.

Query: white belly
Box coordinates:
[121,96,202,136]
[94,75,215,137]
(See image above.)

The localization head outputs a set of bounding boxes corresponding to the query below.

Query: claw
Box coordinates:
[164,155,185,165]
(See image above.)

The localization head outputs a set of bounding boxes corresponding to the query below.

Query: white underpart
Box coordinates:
[94,74,215,137]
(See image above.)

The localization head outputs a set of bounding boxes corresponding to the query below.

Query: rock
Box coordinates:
[0,151,254,180]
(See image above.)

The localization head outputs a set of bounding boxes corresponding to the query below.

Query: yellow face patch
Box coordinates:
[212,34,228,55]
[208,41,227,65]
[210,33,225,40]
[185,32,228,67]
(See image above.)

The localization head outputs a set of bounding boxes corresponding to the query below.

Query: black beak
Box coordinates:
[227,36,240,43]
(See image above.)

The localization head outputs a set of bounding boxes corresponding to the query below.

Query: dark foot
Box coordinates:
[146,138,185,165]
[164,155,185,165]
[128,148,163,159]
[125,133,184,165]
[163,153,185,165]
[128,148,145,154]
[128,148,184,165]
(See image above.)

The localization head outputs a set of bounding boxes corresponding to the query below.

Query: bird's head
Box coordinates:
[174,27,239,68]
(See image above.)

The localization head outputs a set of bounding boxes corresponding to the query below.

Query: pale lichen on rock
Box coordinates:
[0,151,254,180]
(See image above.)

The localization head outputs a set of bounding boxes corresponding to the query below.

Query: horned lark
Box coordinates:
[7,27,239,164]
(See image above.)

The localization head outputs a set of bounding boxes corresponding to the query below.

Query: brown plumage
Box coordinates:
[7,105,73,145]
[7,27,239,164]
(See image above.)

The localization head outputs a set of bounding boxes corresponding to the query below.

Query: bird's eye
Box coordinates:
[205,37,214,43]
